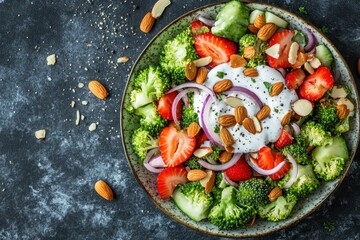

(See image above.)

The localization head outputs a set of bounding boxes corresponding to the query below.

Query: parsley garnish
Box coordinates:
[263,81,272,94]
[217,94,223,101]
[323,221,336,232]
[320,26,329,34]
[274,108,279,113]
[214,125,220,133]
[251,78,256,83]
[216,71,225,78]
[299,6,308,14]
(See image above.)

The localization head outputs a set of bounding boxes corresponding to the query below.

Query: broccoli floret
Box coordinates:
[131,128,159,162]
[129,66,170,109]
[335,116,350,134]
[160,28,199,85]
[203,144,221,164]
[312,136,349,181]
[313,101,340,132]
[211,0,250,42]
[173,181,214,222]
[278,164,320,198]
[300,121,333,147]
[239,33,268,67]
[134,103,168,136]
[239,34,257,52]
[180,92,199,128]
[211,172,228,204]
[236,178,270,208]
[282,135,311,165]
[184,156,203,170]
[208,186,256,230]
[258,193,297,222]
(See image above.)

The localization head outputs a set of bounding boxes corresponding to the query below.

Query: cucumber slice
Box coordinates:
[292,30,307,48]
[172,188,211,222]
[315,44,334,69]
[265,11,289,28]
[249,10,264,24]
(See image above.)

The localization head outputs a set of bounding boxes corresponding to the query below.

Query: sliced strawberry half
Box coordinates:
[157,91,182,121]
[224,155,253,182]
[195,131,207,149]
[159,126,196,167]
[257,146,275,170]
[191,20,210,36]
[269,153,291,180]
[285,69,306,90]
[267,30,295,68]
[299,66,334,101]
[194,32,237,67]
[274,129,293,149]
[157,167,188,200]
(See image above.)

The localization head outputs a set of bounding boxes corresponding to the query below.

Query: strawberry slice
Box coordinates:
[285,69,306,90]
[157,91,183,121]
[269,153,291,180]
[274,129,293,149]
[195,131,207,149]
[267,30,295,68]
[191,20,210,36]
[224,155,253,182]
[194,32,237,67]
[157,167,188,200]
[299,66,334,101]
[257,146,275,170]
[159,126,196,167]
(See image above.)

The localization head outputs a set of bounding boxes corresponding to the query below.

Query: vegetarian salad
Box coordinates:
[126,0,355,230]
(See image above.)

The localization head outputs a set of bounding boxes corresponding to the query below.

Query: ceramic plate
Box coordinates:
[120,2,359,237]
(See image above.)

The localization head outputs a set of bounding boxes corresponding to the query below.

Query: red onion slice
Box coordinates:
[276,68,286,77]
[222,172,239,187]
[197,16,215,27]
[290,122,301,136]
[198,153,242,171]
[245,154,287,175]
[171,88,198,126]
[148,154,167,168]
[166,82,216,100]
[143,149,165,173]
[200,95,223,147]
[282,153,298,188]
[225,86,263,108]
[304,28,317,52]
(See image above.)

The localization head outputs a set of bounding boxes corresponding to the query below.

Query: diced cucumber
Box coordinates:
[292,30,307,48]
[249,10,264,24]
[265,11,289,29]
[315,44,334,69]
[172,188,211,222]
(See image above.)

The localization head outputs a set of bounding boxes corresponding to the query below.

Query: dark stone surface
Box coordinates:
[0,0,359,239]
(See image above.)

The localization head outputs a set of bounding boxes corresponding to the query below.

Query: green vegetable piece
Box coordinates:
[236,178,270,208]
[258,193,297,222]
[131,128,159,162]
[300,121,333,147]
[134,103,168,136]
[315,44,334,69]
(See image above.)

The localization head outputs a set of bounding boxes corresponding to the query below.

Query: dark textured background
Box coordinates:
[1,0,359,239]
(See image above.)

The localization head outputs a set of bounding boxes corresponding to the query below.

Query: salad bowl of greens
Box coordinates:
[121,1,359,237]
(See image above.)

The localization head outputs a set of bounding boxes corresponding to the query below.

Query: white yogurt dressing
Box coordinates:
[193,63,298,153]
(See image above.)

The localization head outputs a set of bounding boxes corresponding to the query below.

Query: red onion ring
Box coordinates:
[290,122,301,136]
[197,16,215,27]
[182,93,189,107]
[171,88,198,125]
[166,82,216,100]
[148,154,167,168]
[245,154,287,175]
[200,95,223,147]
[143,149,165,173]
[222,172,239,187]
[304,28,317,52]
[307,47,317,55]
[198,153,242,171]
[276,68,286,77]
[282,153,298,188]
[225,86,263,108]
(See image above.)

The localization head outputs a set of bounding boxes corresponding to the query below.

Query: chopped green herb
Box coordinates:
[217,94,223,101]
[274,108,279,113]
[214,125,220,133]
[323,221,336,232]
[263,81,272,94]
[251,78,256,83]
[298,6,308,14]
[216,71,225,78]
[320,26,329,34]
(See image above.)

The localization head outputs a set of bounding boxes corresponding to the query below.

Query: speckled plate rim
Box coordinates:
[120,1,359,238]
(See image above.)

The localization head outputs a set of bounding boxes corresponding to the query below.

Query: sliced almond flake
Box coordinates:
[78,83,85,88]
[151,0,171,18]
[75,110,80,126]
[35,129,46,140]
[265,43,280,59]
[89,123,97,131]
[193,56,212,67]
[70,101,75,108]
[81,100,89,106]
[81,115,85,120]
[46,54,56,65]
[117,56,129,63]
[288,42,299,65]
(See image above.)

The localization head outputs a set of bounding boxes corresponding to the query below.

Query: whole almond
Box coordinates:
[248,24,259,34]
[185,61,197,81]
[140,12,155,33]
[219,151,233,163]
[187,122,201,138]
[235,106,247,124]
[243,68,258,77]
[213,79,233,93]
[268,187,282,202]
[337,104,350,120]
[256,105,271,121]
[94,180,114,200]
[254,14,266,29]
[218,115,237,127]
[257,23,278,41]
[88,80,109,99]
[230,54,247,68]
[195,67,208,84]
[281,111,292,126]
[220,127,235,146]
[270,82,284,97]
[252,117,262,133]
[193,147,214,158]
[187,169,207,181]
[242,117,257,134]
[243,46,256,59]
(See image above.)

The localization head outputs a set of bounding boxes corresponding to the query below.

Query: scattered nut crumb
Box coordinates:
[46,54,57,65]
[76,110,80,125]
[35,129,46,140]
[70,101,75,108]
[117,56,129,63]
[89,123,97,131]
[78,83,85,88]
[81,115,85,120]
[81,100,89,106]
